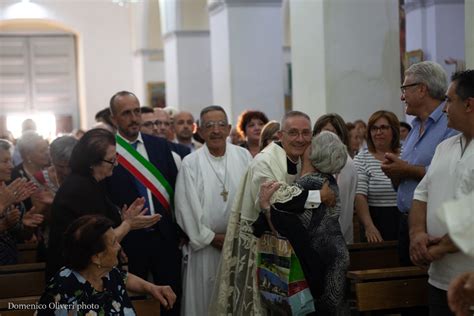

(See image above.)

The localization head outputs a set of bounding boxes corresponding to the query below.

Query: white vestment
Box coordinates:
[175,144,252,316]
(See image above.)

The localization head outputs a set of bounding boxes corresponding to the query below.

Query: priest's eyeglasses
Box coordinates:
[281,129,312,139]
[202,120,228,130]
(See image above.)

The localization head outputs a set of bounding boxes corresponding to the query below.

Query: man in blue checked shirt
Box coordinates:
[381,61,457,267]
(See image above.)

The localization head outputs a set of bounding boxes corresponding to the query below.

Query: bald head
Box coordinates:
[174,111,195,143]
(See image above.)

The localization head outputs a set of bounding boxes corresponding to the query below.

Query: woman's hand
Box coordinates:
[365,225,383,243]
[259,181,281,210]
[5,179,37,204]
[31,188,55,206]
[148,284,177,310]
[122,197,161,230]
[448,271,474,316]
[22,207,44,228]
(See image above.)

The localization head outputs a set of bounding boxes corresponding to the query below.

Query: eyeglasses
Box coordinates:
[142,120,170,128]
[370,125,391,133]
[102,154,118,166]
[400,82,421,94]
[201,120,228,130]
[281,129,312,139]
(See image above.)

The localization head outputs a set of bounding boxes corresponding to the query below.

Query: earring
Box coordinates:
[97,263,102,269]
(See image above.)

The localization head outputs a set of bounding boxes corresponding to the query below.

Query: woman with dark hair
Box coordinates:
[354,110,402,242]
[38,215,176,315]
[236,110,269,157]
[313,113,358,244]
[46,129,160,278]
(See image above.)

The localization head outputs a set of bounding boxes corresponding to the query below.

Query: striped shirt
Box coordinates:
[353,149,399,207]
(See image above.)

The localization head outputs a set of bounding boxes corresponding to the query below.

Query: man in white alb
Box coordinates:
[174,105,253,316]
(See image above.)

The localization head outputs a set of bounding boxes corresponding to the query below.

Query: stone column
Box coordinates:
[208,0,285,124]
[160,0,212,117]
[290,0,403,123]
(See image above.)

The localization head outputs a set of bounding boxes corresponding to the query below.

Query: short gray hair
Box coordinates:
[280,111,311,130]
[50,136,78,164]
[17,131,45,158]
[199,105,228,125]
[309,131,347,174]
[405,61,447,101]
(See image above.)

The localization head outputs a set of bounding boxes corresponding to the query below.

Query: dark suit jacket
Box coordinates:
[168,141,191,159]
[105,133,179,242]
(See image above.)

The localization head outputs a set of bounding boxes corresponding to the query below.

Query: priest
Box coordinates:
[174,105,253,316]
[209,111,337,315]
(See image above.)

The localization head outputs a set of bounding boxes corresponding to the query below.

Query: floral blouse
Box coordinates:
[36,267,135,316]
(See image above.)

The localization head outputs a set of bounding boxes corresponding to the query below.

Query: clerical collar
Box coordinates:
[275,141,297,175]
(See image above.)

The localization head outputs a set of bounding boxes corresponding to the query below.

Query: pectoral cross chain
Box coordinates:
[220,188,228,202]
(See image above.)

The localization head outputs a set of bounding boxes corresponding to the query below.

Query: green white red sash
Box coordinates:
[115,135,173,212]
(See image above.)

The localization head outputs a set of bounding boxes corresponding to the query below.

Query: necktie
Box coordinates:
[131,141,151,215]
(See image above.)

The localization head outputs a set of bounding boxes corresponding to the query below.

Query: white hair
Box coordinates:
[309,131,347,174]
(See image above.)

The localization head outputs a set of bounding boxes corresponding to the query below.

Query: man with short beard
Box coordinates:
[106,91,182,316]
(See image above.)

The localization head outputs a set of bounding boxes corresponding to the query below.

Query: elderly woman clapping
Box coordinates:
[37,215,176,315]
[256,131,350,315]
[46,129,161,279]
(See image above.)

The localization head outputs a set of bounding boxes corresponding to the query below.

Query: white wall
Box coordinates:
[0,1,136,129]
[324,0,402,122]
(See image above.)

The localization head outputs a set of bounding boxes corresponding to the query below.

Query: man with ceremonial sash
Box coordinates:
[106,91,182,316]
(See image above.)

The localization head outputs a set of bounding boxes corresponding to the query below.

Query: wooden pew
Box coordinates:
[17,244,38,264]
[0,264,160,316]
[347,266,428,314]
[132,298,161,316]
[348,241,399,270]
[0,263,46,299]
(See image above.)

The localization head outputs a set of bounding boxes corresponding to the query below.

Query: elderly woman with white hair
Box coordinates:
[256,131,349,315]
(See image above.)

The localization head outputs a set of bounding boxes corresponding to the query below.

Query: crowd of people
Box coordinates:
[0,61,473,316]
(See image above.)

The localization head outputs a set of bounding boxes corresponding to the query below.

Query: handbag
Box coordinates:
[257,231,315,316]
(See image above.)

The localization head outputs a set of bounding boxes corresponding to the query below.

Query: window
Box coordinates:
[0,35,79,137]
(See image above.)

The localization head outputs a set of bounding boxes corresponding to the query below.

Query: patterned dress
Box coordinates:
[36,267,135,316]
[270,172,349,316]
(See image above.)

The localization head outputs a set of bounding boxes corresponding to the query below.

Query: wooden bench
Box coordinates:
[347,266,428,314]
[17,244,38,264]
[348,241,399,270]
[0,263,46,299]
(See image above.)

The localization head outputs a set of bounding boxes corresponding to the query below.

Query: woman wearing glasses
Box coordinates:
[354,110,402,242]
[46,129,160,278]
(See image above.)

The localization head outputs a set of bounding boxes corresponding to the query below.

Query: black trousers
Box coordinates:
[123,228,182,316]
[398,213,413,266]
[428,284,454,316]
